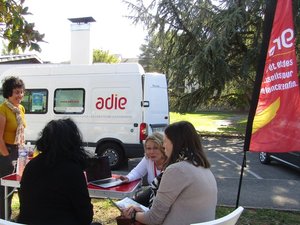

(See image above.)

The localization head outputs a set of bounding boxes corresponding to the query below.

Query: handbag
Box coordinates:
[116,215,145,225]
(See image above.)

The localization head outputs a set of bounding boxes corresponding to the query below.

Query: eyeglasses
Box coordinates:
[145,147,165,151]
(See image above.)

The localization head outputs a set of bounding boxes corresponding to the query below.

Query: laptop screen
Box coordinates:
[85,156,112,182]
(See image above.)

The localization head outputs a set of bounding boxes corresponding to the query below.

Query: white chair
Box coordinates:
[0,219,26,225]
[190,206,244,225]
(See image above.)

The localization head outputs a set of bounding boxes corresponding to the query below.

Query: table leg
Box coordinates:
[4,187,17,220]
[4,186,8,220]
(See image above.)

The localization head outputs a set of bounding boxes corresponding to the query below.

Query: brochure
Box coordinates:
[115,197,149,212]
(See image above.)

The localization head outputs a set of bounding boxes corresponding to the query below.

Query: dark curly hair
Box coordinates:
[164,121,211,168]
[35,118,89,169]
[2,76,25,98]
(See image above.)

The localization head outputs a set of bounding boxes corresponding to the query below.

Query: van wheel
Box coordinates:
[96,143,124,170]
[259,152,271,164]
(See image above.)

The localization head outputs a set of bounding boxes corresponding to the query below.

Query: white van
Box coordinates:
[0,63,169,169]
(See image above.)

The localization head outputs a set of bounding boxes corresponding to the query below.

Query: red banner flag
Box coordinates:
[249,0,300,152]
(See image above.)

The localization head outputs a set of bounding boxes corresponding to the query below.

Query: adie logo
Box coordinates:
[95,94,127,110]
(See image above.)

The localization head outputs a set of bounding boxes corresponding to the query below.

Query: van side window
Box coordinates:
[0,89,48,114]
[54,89,85,114]
[23,89,48,114]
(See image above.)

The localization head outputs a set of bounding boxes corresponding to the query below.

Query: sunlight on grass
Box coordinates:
[11,194,119,225]
[170,112,228,131]
[11,192,20,219]
[170,112,247,135]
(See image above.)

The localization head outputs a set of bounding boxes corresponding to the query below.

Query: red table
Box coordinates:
[88,178,141,199]
[1,173,141,220]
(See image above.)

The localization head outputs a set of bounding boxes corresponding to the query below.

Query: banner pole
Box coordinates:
[235,151,247,208]
[236,0,277,207]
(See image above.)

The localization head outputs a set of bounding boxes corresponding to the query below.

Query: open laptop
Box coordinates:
[85,156,123,188]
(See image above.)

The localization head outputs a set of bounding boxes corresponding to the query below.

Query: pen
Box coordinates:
[108,197,123,213]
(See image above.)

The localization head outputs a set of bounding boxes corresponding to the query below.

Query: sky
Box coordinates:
[23,0,147,63]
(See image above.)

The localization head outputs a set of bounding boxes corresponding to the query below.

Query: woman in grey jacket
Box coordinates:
[123,121,218,225]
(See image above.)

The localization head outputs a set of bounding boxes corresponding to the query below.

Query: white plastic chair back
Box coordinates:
[0,219,26,225]
[190,206,244,225]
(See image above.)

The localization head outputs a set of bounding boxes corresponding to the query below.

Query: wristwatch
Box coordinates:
[131,210,136,223]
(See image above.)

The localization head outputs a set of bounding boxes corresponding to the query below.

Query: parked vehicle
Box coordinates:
[259,151,300,170]
[0,63,169,169]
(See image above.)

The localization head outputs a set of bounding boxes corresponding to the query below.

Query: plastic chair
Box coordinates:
[190,206,244,225]
[0,219,26,225]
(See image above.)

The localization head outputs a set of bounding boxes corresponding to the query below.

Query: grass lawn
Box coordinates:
[218,206,300,225]
[170,111,248,136]
[11,195,300,225]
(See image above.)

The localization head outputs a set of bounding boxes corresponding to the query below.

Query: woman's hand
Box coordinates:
[122,205,143,219]
[119,175,129,183]
[1,151,9,157]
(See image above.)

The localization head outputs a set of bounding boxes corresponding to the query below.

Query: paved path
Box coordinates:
[203,137,300,211]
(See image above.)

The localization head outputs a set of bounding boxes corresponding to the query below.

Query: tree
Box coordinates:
[1,40,21,55]
[93,49,120,63]
[138,34,163,72]
[0,0,44,53]
[124,0,300,112]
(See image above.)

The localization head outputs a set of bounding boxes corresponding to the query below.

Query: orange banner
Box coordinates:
[250,0,300,152]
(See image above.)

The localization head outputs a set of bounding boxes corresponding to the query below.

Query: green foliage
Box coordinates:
[124,0,300,112]
[138,35,162,72]
[93,49,120,63]
[1,40,21,54]
[0,0,45,52]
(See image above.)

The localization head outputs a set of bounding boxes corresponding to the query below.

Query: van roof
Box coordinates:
[0,63,145,77]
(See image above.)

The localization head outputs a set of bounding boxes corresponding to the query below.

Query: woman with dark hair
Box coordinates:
[0,76,26,219]
[18,118,95,225]
[123,121,217,225]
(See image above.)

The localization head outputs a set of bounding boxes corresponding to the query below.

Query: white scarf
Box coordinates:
[5,100,25,147]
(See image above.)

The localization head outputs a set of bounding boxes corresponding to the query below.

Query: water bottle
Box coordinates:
[17,146,28,177]
[26,142,34,158]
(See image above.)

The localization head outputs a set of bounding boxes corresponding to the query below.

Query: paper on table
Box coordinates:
[115,197,149,212]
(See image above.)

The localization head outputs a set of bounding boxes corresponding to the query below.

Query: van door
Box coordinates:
[143,73,169,134]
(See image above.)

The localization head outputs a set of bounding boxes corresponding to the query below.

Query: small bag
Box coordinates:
[116,215,145,225]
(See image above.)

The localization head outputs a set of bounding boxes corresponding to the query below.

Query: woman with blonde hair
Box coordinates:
[120,132,167,206]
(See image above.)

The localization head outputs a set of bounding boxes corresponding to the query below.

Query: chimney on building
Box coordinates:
[68,17,96,64]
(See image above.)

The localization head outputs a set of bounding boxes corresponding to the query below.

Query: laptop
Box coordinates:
[85,156,123,188]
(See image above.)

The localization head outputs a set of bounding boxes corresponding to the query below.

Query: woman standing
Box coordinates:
[0,76,26,219]
[123,121,218,225]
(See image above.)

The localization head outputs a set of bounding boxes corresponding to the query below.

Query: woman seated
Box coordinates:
[119,132,167,207]
[122,121,218,225]
[18,118,97,225]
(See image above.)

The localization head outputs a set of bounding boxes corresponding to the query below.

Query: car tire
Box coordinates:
[259,152,271,164]
[96,143,124,170]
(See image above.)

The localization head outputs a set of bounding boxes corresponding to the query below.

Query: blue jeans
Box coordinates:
[0,144,18,219]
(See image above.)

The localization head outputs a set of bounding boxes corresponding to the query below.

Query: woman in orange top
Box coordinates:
[0,76,26,219]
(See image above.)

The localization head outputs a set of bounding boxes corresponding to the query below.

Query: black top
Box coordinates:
[18,154,93,225]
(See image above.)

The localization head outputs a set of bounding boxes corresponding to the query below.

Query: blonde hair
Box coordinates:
[145,132,163,146]
[144,132,166,159]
